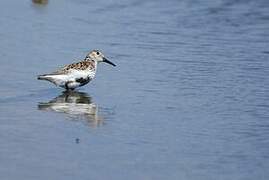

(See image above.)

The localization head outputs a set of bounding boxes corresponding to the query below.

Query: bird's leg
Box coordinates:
[64,81,75,91]
[65,82,69,90]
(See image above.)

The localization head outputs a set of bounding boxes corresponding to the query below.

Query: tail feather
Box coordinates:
[37,74,48,80]
[37,74,57,85]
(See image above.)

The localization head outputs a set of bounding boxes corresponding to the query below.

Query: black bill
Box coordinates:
[103,57,116,67]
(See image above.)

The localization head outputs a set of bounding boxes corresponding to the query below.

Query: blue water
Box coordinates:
[0,0,269,179]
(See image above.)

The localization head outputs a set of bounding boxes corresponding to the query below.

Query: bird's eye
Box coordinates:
[96,52,100,55]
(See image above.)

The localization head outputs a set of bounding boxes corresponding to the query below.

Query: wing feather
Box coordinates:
[50,60,95,75]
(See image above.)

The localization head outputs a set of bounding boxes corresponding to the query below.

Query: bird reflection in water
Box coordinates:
[38,91,103,128]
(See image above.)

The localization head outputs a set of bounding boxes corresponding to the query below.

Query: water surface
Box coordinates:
[0,0,269,179]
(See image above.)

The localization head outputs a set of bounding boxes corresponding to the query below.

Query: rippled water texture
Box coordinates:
[0,0,269,179]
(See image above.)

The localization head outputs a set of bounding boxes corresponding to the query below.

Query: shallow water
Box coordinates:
[0,0,269,179]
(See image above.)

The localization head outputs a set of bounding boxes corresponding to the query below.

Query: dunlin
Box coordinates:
[37,50,116,90]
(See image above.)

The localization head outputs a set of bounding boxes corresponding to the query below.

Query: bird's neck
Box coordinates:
[84,56,92,61]
[84,58,97,70]
[85,57,97,63]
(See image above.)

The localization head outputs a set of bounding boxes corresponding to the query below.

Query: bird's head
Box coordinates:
[85,50,116,66]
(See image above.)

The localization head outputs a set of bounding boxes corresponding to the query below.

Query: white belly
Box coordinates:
[47,69,96,89]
